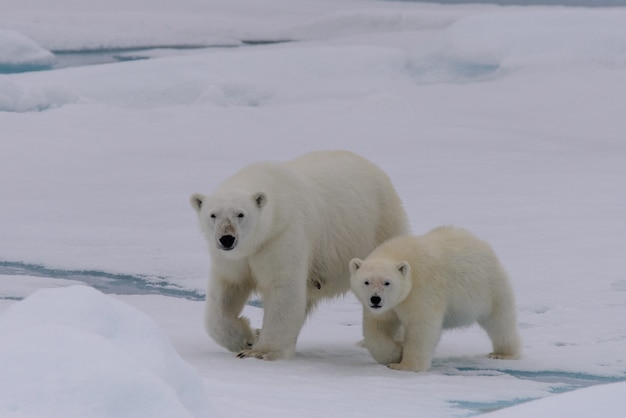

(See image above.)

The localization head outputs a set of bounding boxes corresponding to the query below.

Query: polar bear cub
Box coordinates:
[350,226,521,372]
[191,150,408,361]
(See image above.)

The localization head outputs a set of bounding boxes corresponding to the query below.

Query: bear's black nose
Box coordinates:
[370,295,382,306]
[219,235,236,250]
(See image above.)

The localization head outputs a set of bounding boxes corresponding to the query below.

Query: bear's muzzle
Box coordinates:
[218,234,237,251]
[370,295,382,309]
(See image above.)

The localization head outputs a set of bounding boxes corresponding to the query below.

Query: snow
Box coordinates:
[0,286,211,418]
[484,381,626,417]
[0,30,55,70]
[1,0,626,417]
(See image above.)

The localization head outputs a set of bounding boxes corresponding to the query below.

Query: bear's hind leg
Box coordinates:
[479,301,521,360]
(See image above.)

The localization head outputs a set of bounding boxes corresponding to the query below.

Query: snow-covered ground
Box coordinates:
[1,0,626,416]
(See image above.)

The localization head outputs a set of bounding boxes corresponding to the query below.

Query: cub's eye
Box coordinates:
[364,281,370,286]
[210,213,216,219]
[237,213,245,218]
[384,281,391,287]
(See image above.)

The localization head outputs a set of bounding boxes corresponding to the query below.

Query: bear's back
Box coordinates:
[370,227,500,282]
[219,161,298,193]
[286,150,393,194]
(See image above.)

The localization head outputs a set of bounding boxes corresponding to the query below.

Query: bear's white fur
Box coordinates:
[350,226,521,372]
[191,150,409,360]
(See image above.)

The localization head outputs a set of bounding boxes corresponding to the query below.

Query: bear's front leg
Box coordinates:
[205,275,257,353]
[363,310,403,365]
[237,256,308,360]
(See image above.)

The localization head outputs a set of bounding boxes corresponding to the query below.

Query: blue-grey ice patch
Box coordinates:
[406,52,501,84]
[449,367,626,416]
[7,41,286,75]
[0,30,56,74]
[49,44,243,71]
[450,398,537,416]
[0,261,204,301]
[456,368,626,391]
[51,48,152,70]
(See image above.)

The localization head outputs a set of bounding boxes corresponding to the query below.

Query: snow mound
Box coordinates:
[0,30,56,72]
[0,79,78,112]
[448,11,626,67]
[0,286,213,418]
[15,44,405,109]
[407,9,626,83]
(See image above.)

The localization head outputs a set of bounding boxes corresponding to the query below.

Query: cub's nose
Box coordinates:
[370,295,382,307]
[218,235,236,250]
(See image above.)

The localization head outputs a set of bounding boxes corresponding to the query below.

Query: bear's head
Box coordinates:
[349,258,412,314]
[190,190,267,259]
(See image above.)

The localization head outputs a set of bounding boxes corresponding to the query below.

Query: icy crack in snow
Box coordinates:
[449,368,626,416]
[0,261,204,301]
[456,367,626,390]
[5,41,292,74]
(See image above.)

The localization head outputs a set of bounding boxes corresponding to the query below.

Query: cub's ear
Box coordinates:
[190,193,205,213]
[253,192,267,209]
[349,258,363,275]
[396,261,410,278]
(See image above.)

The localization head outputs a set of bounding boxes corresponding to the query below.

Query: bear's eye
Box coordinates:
[237,213,245,219]
[384,281,391,287]
[210,213,216,219]
[364,281,370,286]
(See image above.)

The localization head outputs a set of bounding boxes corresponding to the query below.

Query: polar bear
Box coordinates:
[349,226,521,372]
[190,150,409,360]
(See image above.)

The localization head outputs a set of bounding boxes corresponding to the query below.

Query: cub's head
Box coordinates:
[190,190,267,259]
[349,258,412,314]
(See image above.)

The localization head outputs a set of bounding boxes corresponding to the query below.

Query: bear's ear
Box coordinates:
[396,261,410,278]
[190,193,205,213]
[349,258,363,275]
[253,192,267,209]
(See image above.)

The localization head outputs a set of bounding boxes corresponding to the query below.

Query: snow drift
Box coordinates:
[0,286,212,418]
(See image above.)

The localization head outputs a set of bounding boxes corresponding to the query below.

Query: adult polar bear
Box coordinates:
[191,150,409,360]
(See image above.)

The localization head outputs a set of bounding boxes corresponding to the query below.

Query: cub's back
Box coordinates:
[370,227,502,281]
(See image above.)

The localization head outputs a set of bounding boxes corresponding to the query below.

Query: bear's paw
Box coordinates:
[387,362,425,373]
[236,348,287,361]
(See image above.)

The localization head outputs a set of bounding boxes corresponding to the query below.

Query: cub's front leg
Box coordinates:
[205,274,257,353]
[363,309,403,365]
[387,318,442,372]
